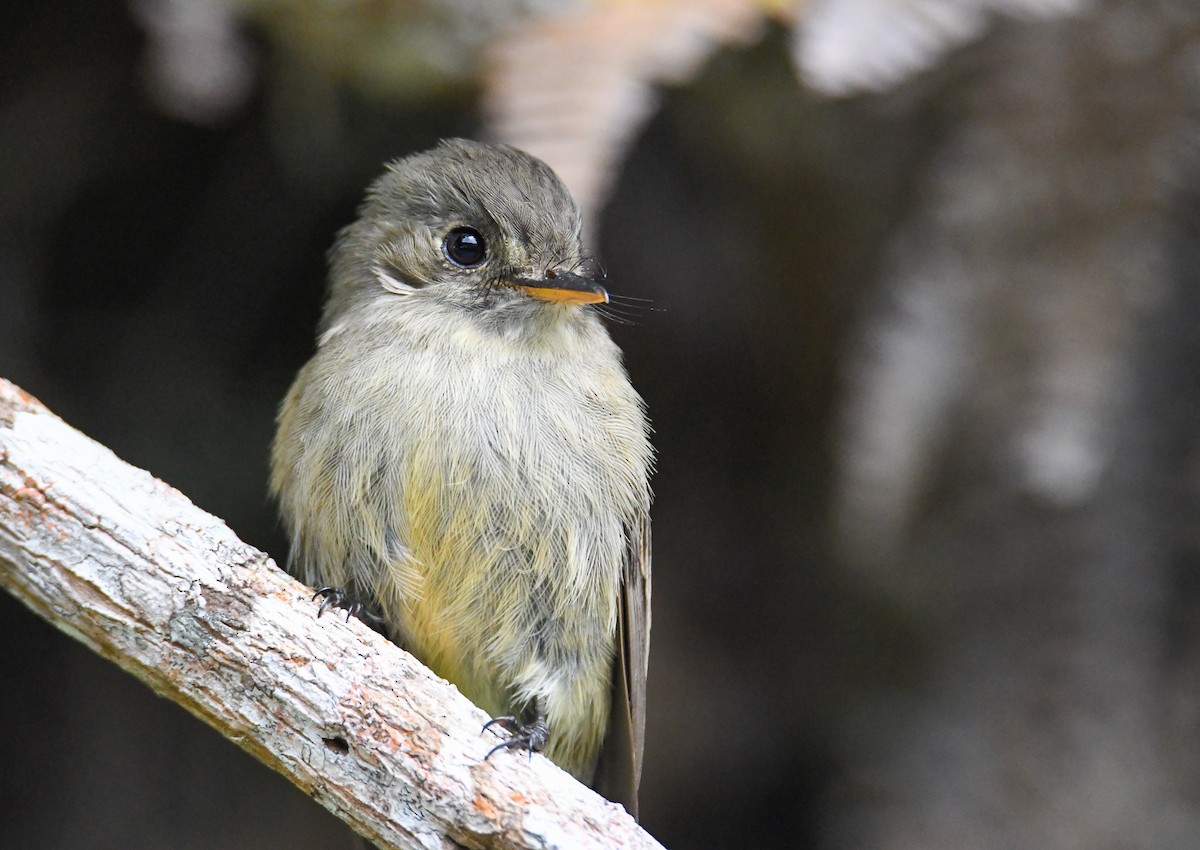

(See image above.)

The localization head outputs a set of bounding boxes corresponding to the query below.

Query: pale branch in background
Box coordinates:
[0,377,662,850]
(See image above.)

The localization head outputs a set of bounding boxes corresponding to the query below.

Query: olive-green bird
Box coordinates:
[270,139,653,815]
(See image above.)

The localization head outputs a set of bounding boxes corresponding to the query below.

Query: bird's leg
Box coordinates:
[482,696,549,762]
[311,586,385,625]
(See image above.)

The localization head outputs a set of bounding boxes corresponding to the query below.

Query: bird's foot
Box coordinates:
[482,715,549,762]
[311,586,385,624]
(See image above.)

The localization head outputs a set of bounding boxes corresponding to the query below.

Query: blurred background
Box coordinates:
[3,1,1200,847]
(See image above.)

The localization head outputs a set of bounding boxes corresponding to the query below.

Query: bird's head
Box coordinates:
[324,139,608,331]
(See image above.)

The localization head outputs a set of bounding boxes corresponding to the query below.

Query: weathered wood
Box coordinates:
[0,377,662,850]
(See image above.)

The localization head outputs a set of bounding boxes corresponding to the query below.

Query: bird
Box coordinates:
[270,138,653,816]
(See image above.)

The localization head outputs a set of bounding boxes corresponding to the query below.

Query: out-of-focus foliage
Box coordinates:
[233,0,544,98]
[484,0,773,225]
[794,0,1087,94]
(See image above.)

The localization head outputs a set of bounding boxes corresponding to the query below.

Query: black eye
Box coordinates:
[442,227,487,268]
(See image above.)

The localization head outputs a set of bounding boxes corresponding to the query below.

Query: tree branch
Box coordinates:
[0,377,663,850]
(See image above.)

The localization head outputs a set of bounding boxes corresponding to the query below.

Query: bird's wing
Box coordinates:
[593,509,651,818]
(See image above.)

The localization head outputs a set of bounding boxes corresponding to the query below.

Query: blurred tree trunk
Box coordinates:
[826,1,1200,847]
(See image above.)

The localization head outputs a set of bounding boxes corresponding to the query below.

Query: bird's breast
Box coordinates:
[350,324,649,712]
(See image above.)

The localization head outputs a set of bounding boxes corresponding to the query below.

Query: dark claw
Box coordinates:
[481,716,520,735]
[311,586,384,624]
[482,716,549,762]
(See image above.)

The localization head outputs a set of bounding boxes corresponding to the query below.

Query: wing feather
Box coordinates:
[593,509,651,817]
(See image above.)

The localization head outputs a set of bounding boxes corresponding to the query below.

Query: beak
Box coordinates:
[513,271,609,305]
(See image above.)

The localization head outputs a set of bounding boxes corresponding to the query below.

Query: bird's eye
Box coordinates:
[442,227,487,268]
